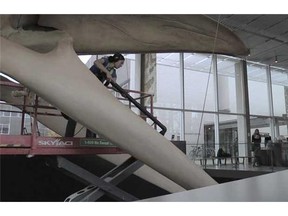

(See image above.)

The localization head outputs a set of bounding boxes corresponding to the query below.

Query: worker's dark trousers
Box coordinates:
[65,116,97,138]
[65,117,76,137]
[86,129,97,138]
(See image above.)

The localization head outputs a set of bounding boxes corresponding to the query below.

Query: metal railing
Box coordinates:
[1,79,165,136]
[187,142,288,171]
[106,80,167,136]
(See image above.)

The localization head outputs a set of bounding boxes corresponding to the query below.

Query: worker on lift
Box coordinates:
[62,53,125,137]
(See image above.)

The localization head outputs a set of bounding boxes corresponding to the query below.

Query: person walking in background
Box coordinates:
[252,129,261,166]
[63,53,125,137]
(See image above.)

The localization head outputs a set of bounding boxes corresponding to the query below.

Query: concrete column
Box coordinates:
[267,65,276,139]
[131,54,141,92]
[235,60,250,156]
[212,54,220,151]
[180,53,185,140]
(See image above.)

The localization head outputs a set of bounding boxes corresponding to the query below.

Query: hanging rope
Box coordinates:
[196,15,221,146]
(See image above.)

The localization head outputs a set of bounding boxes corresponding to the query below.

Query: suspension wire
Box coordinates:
[196,15,221,146]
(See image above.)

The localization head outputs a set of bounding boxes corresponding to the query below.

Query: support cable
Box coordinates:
[196,15,221,147]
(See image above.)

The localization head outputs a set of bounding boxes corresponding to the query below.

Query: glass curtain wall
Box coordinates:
[217,55,241,114]
[150,53,182,140]
[149,109,182,140]
[217,56,248,156]
[247,63,270,116]
[183,53,215,157]
[153,52,250,157]
[218,114,242,157]
[184,53,215,112]
[271,67,288,138]
[154,53,181,109]
[247,63,273,150]
[185,112,215,159]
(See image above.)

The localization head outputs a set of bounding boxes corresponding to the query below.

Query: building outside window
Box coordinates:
[0,123,9,134]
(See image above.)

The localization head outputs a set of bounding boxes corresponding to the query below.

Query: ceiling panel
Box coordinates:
[207,14,288,71]
[266,19,288,38]
[245,15,286,30]
[241,34,268,47]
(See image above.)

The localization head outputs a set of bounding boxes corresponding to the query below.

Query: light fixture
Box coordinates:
[275,56,278,63]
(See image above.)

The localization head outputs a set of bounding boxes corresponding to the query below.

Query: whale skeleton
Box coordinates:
[0,15,248,191]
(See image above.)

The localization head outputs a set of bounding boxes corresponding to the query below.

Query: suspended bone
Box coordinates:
[2,15,249,56]
[0,36,217,189]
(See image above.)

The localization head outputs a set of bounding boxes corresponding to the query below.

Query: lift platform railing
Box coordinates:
[0,78,164,201]
[0,79,166,155]
[105,80,167,136]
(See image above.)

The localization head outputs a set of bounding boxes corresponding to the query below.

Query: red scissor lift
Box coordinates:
[0,80,166,201]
